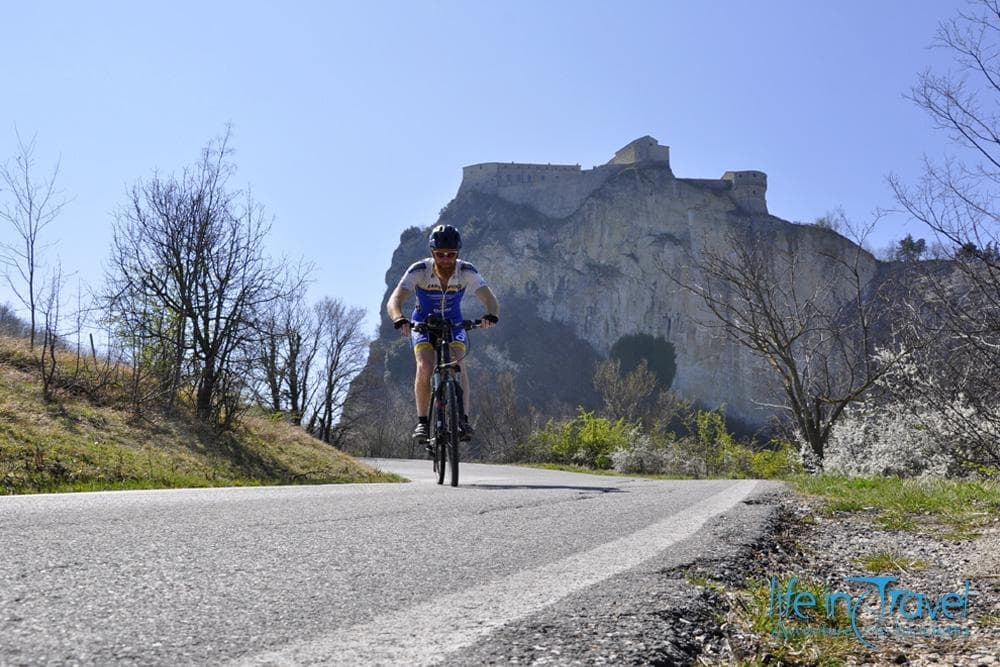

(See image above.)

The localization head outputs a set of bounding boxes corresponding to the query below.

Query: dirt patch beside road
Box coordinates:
[695,492,1000,665]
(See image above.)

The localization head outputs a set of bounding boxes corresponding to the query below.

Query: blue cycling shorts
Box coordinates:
[412,324,468,353]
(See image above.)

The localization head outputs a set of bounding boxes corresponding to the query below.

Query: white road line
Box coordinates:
[234,480,758,666]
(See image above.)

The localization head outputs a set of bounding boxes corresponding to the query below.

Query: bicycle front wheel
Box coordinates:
[445,380,460,487]
[429,389,445,485]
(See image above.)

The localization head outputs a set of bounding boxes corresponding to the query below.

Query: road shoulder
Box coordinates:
[449,482,788,665]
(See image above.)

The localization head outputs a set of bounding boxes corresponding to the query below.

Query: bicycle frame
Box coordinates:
[414,317,479,487]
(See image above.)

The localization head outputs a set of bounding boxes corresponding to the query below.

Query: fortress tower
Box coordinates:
[608,135,670,166]
[721,171,768,216]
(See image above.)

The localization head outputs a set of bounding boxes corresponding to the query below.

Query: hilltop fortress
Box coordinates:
[347,134,880,444]
[458,136,769,218]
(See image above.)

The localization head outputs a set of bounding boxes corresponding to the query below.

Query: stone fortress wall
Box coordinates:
[457,136,769,219]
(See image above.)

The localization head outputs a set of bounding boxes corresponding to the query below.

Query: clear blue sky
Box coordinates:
[0,0,969,334]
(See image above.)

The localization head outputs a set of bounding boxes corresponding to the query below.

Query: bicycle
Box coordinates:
[412,316,482,487]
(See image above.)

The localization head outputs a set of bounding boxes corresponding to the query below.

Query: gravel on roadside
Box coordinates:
[694,490,1000,666]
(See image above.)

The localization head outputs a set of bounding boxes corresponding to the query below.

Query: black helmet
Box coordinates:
[428,224,462,250]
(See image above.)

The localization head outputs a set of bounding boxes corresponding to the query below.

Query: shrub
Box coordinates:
[693,408,752,476]
[751,439,804,479]
[611,432,696,476]
[610,410,758,478]
[822,348,1000,478]
[824,403,955,477]
[528,409,637,469]
[719,440,755,478]
[524,418,573,463]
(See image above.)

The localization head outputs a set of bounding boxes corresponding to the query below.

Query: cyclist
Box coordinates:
[386,224,500,448]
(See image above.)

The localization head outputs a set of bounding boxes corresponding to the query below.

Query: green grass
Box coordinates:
[874,511,918,532]
[940,529,984,541]
[19,476,257,494]
[729,576,858,665]
[787,474,1000,537]
[0,335,404,494]
[856,552,927,573]
[684,571,727,595]
[976,612,1000,627]
[520,461,698,480]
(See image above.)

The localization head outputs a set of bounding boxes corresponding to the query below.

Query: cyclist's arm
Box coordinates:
[474,286,500,319]
[387,286,412,322]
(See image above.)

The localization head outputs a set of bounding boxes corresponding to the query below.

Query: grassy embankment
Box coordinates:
[0,335,403,494]
[789,473,1000,540]
[717,475,1000,663]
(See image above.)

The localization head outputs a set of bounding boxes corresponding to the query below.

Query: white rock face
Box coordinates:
[375,138,881,429]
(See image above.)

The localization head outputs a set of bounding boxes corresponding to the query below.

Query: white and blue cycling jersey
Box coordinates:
[395,258,488,350]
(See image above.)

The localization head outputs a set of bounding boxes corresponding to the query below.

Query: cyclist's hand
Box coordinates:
[393,317,412,336]
[481,314,498,329]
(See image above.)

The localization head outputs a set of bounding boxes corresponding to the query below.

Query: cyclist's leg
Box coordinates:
[414,344,435,417]
[412,329,436,445]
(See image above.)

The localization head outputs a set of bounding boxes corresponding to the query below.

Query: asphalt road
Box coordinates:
[0,460,785,665]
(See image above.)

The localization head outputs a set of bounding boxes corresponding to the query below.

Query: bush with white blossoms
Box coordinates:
[611,432,708,477]
[823,349,998,477]
[823,401,953,477]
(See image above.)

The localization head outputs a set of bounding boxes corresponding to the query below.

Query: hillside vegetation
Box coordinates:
[0,336,402,494]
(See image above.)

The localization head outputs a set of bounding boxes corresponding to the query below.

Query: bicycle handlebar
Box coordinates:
[411,318,483,334]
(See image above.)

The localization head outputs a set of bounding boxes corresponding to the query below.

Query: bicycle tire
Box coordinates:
[429,388,445,485]
[445,380,460,487]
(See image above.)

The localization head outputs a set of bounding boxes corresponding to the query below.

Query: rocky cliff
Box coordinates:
[351,137,882,431]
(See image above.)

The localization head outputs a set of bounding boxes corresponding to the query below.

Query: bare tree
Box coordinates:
[104,129,286,427]
[104,286,188,417]
[887,262,1000,468]
[474,372,534,462]
[592,358,657,424]
[890,0,1000,268]
[38,264,64,402]
[0,132,66,349]
[256,308,287,413]
[343,380,416,458]
[672,223,902,468]
[882,1,1000,467]
[254,287,321,425]
[308,298,369,445]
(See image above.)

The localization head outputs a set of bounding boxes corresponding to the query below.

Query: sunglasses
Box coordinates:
[433,250,458,258]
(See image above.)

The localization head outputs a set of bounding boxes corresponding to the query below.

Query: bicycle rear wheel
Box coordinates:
[445,381,460,487]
